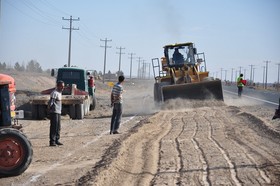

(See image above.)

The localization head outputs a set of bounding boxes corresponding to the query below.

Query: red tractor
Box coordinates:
[0,74,33,176]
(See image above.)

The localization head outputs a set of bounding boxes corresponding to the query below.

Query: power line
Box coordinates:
[100,38,112,83]
[62,16,80,67]
[37,0,71,16]
[5,0,59,27]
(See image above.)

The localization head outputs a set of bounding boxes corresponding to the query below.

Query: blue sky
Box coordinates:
[0,0,279,83]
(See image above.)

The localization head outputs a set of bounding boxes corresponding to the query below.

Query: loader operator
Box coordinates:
[110,75,125,134]
[237,74,244,97]
[173,48,184,65]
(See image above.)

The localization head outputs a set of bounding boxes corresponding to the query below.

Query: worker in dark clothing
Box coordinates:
[48,81,64,146]
[272,97,280,120]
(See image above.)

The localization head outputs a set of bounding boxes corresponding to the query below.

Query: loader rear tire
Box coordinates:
[69,105,76,119]
[0,128,33,176]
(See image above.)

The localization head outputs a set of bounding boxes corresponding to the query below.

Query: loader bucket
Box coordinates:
[161,80,223,101]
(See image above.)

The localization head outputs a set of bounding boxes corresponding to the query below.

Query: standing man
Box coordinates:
[237,73,244,97]
[110,75,125,134]
[48,81,64,146]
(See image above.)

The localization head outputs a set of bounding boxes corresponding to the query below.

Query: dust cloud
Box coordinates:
[161,98,225,111]
[123,80,158,116]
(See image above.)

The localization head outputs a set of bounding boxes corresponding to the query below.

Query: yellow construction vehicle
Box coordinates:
[152,42,223,103]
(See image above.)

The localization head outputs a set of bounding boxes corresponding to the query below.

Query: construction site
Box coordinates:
[1,1,280,186]
[0,68,279,185]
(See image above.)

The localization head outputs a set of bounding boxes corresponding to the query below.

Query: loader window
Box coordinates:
[169,47,187,65]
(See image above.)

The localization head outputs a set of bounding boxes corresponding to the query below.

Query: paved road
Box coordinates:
[223,85,279,108]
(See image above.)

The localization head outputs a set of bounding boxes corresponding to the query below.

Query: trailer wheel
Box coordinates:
[69,105,76,119]
[90,94,97,111]
[76,104,84,120]
[0,128,33,176]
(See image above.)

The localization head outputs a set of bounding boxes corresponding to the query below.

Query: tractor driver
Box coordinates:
[172,48,184,65]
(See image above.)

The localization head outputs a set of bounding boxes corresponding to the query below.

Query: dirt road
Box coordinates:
[1,72,280,185]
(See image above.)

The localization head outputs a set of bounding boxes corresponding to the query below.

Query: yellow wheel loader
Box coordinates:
[152,42,223,103]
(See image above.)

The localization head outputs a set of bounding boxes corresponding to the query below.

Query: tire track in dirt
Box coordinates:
[151,112,185,185]
[81,112,174,186]
[205,110,242,186]
[209,107,279,185]
[223,107,280,184]
[190,109,238,185]
[189,111,211,186]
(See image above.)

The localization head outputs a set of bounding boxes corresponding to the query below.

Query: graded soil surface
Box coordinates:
[0,71,280,186]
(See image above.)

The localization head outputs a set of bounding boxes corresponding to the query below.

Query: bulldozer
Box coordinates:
[152,42,223,103]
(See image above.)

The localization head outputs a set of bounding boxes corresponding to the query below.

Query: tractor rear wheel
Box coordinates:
[0,128,33,176]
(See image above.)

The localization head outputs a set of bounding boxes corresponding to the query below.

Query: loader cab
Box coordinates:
[164,43,197,68]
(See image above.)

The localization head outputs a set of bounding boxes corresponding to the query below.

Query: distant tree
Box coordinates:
[45,69,51,74]
[14,62,21,71]
[0,62,7,70]
[116,70,124,77]
[98,71,103,76]
[26,60,43,73]
[14,62,25,71]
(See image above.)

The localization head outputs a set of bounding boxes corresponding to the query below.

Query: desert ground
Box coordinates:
[0,71,280,186]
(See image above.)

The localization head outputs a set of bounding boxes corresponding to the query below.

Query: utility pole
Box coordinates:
[220,68,223,80]
[243,68,247,80]
[100,38,112,83]
[148,63,151,79]
[62,16,80,67]
[249,64,254,85]
[277,63,280,91]
[262,66,266,89]
[137,57,142,79]
[116,47,125,73]
[141,60,146,79]
[239,66,242,74]
[224,70,227,82]
[231,68,234,84]
[252,67,256,84]
[264,61,270,89]
[128,53,135,81]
